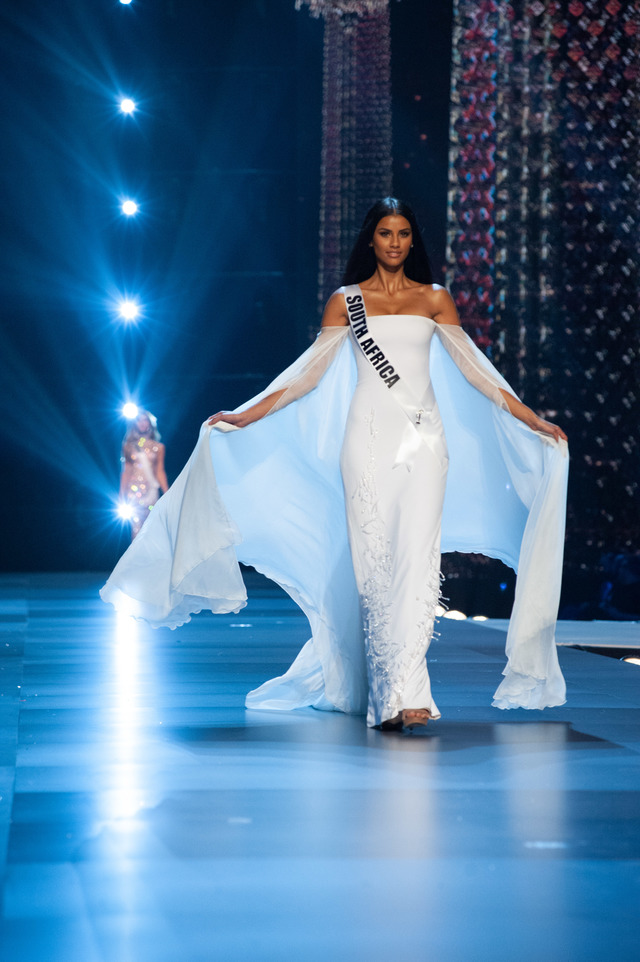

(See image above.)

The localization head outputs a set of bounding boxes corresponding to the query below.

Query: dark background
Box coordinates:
[2,1,632,620]
[0,0,452,572]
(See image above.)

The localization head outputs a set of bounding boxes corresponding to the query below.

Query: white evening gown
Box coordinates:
[101,304,569,725]
[341,315,448,726]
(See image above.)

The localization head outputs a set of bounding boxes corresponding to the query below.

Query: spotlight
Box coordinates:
[122,402,139,419]
[471,615,489,621]
[121,199,139,216]
[443,610,467,621]
[117,503,134,521]
[119,1,133,5]
[118,300,140,322]
[624,657,640,667]
[120,98,136,114]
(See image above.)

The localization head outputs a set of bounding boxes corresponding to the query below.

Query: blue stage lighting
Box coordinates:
[119,1,133,6]
[122,402,139,419]
[120,98,136,114]
[117,503,134,520]
[118,300,140,322]
[121,200,139,216]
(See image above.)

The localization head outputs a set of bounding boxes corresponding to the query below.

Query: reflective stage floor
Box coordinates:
[0,573,639,962]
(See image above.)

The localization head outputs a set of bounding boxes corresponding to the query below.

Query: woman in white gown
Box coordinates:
[101,198,569,731]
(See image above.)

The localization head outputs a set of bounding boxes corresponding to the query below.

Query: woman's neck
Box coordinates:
[364,265,412,295]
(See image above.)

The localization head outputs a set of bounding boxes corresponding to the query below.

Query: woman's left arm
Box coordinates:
[498,392,567,442]
[430,286,567,442]
[155,444,169,493]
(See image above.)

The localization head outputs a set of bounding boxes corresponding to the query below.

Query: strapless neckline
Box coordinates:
[368,314,436,323]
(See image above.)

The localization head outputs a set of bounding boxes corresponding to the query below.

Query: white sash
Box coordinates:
[342,284,445,471]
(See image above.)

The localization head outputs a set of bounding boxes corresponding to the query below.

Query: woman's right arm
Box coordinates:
[119,444,130,496]
[208,392,286,428]
[207,292,348,428]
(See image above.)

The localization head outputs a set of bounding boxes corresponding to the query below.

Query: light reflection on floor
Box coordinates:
[110,611,145,821]
[0,573,639,962]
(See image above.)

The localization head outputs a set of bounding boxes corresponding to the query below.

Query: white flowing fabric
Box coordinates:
[432,326,568,709]
[101,310,569,721]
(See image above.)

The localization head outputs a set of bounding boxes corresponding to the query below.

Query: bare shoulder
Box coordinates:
[321,288,349,328]
[423,284,461,325]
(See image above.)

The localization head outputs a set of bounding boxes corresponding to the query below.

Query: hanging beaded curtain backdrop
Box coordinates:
[297,0,393,315]
[297,1,390,18]
[447,0,640,599]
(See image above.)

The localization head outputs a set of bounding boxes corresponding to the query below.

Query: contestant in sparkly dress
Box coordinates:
[119,411,169,538]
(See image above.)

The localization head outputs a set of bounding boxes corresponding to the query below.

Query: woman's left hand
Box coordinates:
[501,392,568,442]
[528,413,568,442]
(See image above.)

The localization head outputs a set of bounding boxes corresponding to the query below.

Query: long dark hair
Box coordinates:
[342,197,433,285]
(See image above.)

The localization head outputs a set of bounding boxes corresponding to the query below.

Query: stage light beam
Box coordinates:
[122,402,139,419]
[118,300,140,322]
[121,200,139,216]
[120,98,136,114]
[117,503,134,521]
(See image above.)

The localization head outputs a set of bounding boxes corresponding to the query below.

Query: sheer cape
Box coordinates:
[101,321,569,714]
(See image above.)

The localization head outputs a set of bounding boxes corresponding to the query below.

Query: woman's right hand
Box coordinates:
[207,410,255,428]
[207,390,285,429]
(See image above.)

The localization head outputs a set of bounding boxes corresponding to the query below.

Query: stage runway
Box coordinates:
[0,573,638,962]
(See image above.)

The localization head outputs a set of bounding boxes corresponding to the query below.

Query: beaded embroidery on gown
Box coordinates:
[121,438,163,537]
[101,301,569,725]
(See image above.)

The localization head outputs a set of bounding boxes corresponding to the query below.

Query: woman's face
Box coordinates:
[136,415,151,434]
[370,215,412,269]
